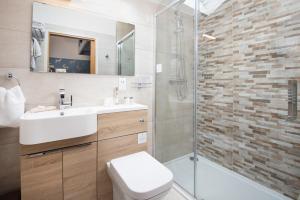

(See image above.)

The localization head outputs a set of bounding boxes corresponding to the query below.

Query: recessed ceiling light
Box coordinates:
[202,34,216,40]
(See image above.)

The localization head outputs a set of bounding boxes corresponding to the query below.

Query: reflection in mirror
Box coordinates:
[117,22,135,76]
[31,2,135,76]
[48,33,96,74]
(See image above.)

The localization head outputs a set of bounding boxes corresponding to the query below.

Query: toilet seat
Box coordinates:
[108,151,173,200]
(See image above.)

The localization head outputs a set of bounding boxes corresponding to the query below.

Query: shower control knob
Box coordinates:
[139,119,145,123]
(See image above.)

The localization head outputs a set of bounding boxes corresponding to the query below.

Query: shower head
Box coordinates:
[174,8,184,32]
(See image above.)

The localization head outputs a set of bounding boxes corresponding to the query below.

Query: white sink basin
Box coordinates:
[20,107,97,145]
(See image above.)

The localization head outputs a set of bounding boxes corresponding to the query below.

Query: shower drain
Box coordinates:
[189,156,199,161]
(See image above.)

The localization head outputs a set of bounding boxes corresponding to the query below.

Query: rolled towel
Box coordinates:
[0,86,26,128]
[29,105,56,113]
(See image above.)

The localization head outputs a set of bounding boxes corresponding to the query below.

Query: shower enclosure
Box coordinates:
[155,0,300,200]
[155,0,197,196]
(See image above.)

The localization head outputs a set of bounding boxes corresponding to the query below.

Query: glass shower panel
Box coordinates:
[155,0,195,195]
[196,0,234,198]
[118,33,135,76]
[196,0,300,200]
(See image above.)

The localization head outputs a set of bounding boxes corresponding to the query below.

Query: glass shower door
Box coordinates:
[196,0,300,200]
[155,0,197,196]
[117,32,135,76]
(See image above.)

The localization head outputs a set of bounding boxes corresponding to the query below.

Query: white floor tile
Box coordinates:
[163,187,188,200]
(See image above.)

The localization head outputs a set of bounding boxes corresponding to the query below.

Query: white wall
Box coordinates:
[33,2,116,36]
[49,36,90,60]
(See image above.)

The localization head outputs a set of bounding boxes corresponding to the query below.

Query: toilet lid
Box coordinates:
[109,151,173,199]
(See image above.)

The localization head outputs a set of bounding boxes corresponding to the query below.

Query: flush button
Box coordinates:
[138,132,147,144]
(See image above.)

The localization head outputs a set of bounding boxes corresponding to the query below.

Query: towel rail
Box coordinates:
[7,73,20,86]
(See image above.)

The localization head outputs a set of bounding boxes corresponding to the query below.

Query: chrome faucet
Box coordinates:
[59,89,72,110]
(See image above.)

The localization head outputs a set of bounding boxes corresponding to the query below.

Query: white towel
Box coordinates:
[31,37,42,69]
[0,86,26,128]
[32,21,45,39]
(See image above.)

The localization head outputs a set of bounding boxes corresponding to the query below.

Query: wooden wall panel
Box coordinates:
[0,128,20,196]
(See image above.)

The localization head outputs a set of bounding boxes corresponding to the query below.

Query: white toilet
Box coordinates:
[107,151,174,200]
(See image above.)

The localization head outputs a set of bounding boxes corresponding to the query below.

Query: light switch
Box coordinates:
[119,77,127,91]
[138,132,147,144]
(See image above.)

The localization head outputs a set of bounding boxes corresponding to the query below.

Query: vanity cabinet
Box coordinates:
[21,150,63,200]
[21,142,97,200]
[20,109,148,200]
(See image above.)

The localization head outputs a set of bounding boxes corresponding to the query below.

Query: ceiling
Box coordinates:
[148,0,227,15]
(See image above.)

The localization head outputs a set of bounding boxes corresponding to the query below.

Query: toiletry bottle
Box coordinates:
[113,87,119,105]
[129,96,134,104]
[124,96,129,104]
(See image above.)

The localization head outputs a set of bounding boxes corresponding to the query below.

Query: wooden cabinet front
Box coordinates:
[98,110,148,140]
[97,134,147,200]
[21,151,63,200]
[63,142,97,200]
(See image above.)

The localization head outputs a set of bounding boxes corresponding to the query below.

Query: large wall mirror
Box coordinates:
[31,2,135,76]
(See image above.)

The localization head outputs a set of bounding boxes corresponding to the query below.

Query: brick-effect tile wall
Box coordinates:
[197,0,300,199]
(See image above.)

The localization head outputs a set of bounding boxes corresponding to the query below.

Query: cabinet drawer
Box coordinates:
[97,133,147,200]
[21,151,63,200]
[98,110,147,140]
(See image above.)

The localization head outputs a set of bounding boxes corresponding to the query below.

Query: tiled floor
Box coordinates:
[163,187,189,200]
